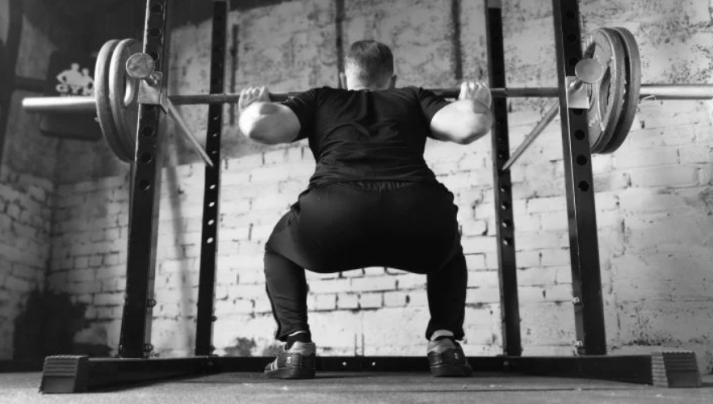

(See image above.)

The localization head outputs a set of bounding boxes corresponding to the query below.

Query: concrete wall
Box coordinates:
[51,0,144,183]
[45,0,713,372]
[0,0,9,44]
[0,0,78,359]
[0,166,53,359]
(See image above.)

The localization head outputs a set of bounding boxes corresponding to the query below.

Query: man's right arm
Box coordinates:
[430,81,493,145]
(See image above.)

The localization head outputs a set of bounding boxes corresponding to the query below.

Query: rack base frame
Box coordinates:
[36,351,701,394]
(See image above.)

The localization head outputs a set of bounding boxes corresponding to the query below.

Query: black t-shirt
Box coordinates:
[283,86,450,188]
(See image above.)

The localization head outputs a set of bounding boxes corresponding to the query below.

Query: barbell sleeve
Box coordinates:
[638,84,713,100]
[22,96,97,113]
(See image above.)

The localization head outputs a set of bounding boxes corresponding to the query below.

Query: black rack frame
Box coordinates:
[194,0,227,358]
[117,0,170,359]
[28,0,701,393]
[486,0,521,358]
[551,0,607,354]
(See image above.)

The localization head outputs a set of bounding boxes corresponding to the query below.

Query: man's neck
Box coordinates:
[349,85,388,91]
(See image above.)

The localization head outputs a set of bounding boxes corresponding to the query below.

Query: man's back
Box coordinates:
[284,87,449,187]
[237,40,491,380]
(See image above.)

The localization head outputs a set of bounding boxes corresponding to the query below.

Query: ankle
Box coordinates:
[430,330,455,342]
[286,330,312,350]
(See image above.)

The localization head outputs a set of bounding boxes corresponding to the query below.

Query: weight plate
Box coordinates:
[600,27,641,154]
[584,28,627,154]
[109,38,142,162]
[95,39,133,162]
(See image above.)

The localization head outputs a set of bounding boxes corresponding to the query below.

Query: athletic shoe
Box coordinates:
[264,341,316,379]
[427,337,473,377]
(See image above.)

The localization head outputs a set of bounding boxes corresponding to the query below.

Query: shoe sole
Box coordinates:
[265,366,316,379]
[430,364,473,377]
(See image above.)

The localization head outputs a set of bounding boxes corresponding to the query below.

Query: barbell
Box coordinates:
[21,27,713,167]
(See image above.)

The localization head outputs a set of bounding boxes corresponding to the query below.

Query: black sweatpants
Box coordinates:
[264,180,467,342]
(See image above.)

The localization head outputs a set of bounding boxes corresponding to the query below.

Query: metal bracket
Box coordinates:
[566,58,604,110]
[566,76,590,109]
[137,71,164,105]
[132,61,214,168]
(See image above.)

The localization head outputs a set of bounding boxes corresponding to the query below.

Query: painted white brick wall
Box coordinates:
[43,0,713,373]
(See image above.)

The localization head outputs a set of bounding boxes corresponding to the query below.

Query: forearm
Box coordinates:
[431,99,493,144]
[239,102,291,145]
[463,99,493,142]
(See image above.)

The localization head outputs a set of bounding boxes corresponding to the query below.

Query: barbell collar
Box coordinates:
[574,58,605,84]
[126,53,156,80]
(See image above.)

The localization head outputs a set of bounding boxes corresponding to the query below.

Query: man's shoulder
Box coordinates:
[396,86,420,91]
[381,86,424,101]
[388,86,426,99]
[301,86,348,99]
[311,86,345,93]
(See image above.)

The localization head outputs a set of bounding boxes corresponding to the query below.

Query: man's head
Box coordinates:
[342,40,397,91]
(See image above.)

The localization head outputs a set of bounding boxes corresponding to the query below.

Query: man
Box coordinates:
[238,40,493,379]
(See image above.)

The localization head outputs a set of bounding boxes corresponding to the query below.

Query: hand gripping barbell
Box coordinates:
[21,27,713,167]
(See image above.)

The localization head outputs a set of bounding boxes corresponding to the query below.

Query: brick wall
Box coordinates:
[48,173,130,353]
[46,0,713,372]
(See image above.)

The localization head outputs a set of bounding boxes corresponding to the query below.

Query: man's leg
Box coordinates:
[264,248,310,342]
[373,181,471,377]
[262,246,317,379]
[262,184,369,343]
[371,181,467,341]
[425,250,468,341]
[424,250,471,377]
[260,184,372,379]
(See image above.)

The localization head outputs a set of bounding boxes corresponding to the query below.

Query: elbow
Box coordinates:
[457,121,492,145]
[251,133,280,145]
[454,109,493,145]
[455,133,480,145]
[238,102,286,145]
[244,126,277,144]
[240,121,258,141]
[245,129,265,143]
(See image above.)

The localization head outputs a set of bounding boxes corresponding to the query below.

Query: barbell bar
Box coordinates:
[20,88,558,113]
[20,27,713,167]
[164,85,713,103]
[20,84,713,114]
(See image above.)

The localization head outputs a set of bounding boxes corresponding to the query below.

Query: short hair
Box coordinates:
[345,40,394,87]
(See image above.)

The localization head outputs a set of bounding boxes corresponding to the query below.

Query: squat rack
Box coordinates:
[37,0,701,393]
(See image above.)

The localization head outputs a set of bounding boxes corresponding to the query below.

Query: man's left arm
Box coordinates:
[238,87,301,145]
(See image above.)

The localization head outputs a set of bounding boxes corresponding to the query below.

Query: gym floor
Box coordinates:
[1,371,712,403]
